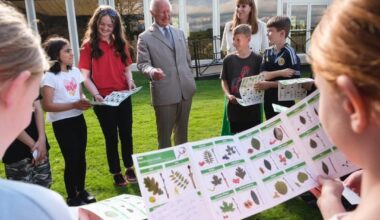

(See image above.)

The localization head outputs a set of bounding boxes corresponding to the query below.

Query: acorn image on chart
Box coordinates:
[273,127,283,141]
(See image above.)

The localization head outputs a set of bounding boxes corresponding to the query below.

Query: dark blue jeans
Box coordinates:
[93,97,133,174]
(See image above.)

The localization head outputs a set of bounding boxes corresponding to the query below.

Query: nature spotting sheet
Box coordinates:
[79,194,147,220]
[90,86,142,106]
[236,75,265,106]
[132,90,358,220]
[278,78,314,101]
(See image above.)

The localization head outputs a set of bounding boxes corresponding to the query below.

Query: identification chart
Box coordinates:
[133,90,358,220]
[80,194,147,220]
[278,78,314,101]
[237,75,265,106]
[91,86,142,106]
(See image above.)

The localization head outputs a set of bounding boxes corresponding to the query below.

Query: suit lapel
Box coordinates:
[150,24,174,50]
[171,27,179,50]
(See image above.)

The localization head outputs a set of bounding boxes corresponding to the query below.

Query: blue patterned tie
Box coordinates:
[164,27,174,48]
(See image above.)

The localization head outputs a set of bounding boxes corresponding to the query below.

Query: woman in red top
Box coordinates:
[78,5,136,187]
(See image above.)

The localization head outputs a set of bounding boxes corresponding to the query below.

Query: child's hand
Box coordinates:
[227,94,237,104]
[343,170,363,196]
[32,138,47,164]
[310,176,345,219]
[280,68,296,78]
[254,81,273,90]
[94,94,104,102]
[74,99,92,110]
[128,80,136,90]
[302,82,314,91]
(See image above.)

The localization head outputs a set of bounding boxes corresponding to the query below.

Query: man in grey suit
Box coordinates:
[137,0,196,149]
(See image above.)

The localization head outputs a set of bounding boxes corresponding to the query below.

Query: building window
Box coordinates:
[257,0,277,20]
[187,0,213,60]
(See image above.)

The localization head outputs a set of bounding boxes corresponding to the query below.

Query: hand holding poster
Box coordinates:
[91,87,142,106]
[237,75,265,106]
[133,90,358,220]
[278,78,314,101]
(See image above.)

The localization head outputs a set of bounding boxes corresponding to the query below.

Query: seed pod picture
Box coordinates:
[297,172,309,183]
[275,181,288,195]
[264,159,272,170]
[309,138,318,149]
[273,127,283,141]
[251,137,260,150]
[322,161,329,175]
[299,115,306,124]
[284,150,292,159]
[250,190,260,205]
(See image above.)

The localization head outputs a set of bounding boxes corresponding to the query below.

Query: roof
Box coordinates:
[8,0,97,16]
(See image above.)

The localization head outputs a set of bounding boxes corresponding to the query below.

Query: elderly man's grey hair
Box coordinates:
[149,0,172,12]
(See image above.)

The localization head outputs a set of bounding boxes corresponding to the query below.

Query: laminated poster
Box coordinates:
[278,78,314,101]
[236,75,265,106]
[133,90,358,220]
[79,194,147,220]
[90,87,142,106]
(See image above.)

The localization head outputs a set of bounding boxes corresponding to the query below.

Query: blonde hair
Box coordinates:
[310,0,380,113]
[230,0,258,34]
[233,24,252,38]
[0,3,48,82]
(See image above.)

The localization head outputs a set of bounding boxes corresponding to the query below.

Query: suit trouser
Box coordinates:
[154,98,192,149]
[93,98,133,174]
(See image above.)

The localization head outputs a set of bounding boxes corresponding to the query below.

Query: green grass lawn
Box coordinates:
[1,73,322,219]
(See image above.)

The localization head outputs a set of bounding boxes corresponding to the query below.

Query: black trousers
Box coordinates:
[53,114,87,198]
[229,120,260,134]
[93,97,133,174]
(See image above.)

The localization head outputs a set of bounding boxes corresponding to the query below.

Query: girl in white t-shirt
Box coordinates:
[41,37,95,207]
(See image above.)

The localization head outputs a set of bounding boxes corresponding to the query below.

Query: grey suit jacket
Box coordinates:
[137,23,196,106]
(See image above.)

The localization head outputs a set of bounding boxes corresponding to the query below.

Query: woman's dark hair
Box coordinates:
[81,5,129,64]
[42,36,71,74]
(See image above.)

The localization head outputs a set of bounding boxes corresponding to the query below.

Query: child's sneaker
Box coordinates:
[125,167,137,183]
[113,173,127,187]
[78,190,96,204]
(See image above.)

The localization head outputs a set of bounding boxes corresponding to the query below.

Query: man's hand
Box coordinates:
[152,68,166,81]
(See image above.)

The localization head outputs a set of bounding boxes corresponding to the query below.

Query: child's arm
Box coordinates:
[261,68,297,81]
[15,131,35,151]
[41,86,91,112]
[81,69,103,102]
[124,65,136,90]
[33,100,47,162]
[254,81,278,90]
[221,79,237,104]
